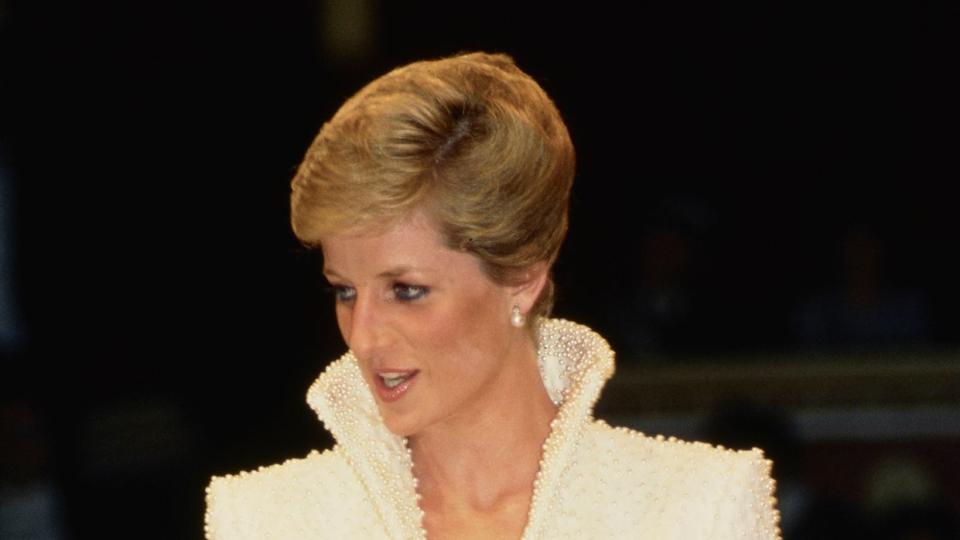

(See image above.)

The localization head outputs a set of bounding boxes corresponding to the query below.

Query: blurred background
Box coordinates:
[1,0,958,538]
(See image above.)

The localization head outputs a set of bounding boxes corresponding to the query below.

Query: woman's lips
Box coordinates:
[373,369,419,402]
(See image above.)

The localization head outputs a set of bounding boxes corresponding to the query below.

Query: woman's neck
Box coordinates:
[408,339,558,514]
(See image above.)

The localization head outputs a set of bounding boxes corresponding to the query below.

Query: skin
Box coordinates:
[320,208,558,539]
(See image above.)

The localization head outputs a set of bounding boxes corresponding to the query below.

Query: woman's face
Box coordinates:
[320,210,534,438]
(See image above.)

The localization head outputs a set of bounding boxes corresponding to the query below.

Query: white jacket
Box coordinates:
[205,319,781,539]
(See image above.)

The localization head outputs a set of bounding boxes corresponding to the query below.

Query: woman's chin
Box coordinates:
[378,408,421,438]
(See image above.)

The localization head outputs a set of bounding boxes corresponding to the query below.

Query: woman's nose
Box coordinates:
[345,293,383,359]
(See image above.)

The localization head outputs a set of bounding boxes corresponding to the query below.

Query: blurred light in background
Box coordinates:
[320,0,377,65]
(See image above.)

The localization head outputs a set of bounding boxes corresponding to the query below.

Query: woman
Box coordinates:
[205,52,781,539]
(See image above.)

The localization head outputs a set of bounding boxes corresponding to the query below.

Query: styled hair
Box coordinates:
[290,52,575,320]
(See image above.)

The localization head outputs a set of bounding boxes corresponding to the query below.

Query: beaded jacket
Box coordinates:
[205,318,782,539]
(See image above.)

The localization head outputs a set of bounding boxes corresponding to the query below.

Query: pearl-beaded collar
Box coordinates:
[305,318,615,539]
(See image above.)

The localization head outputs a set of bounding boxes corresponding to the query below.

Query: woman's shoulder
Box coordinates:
[204,447,379,539]
[563,420,782,538]
[582,420,777,495]
[206,447,347,496]
[586,420,773,473]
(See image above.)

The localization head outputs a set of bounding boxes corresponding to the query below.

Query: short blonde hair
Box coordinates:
[290,52,575,320]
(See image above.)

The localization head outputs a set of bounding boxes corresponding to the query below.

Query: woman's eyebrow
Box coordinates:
[323,265,436,280]
[378,265,435,278]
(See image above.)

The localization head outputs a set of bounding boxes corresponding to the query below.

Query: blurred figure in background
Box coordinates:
[614,196,715,357]
[794,225,928,350]
[0,401,67,540]
[865,456,959,540]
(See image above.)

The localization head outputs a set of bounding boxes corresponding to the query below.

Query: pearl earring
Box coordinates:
[511,305,525,328]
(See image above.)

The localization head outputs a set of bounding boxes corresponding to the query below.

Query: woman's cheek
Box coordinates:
[334,306,351,342]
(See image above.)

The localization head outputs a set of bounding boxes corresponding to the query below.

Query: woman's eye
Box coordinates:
[331,285,356,302]
[392,283,428,301]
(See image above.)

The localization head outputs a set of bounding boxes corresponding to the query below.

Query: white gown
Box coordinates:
[205,318,782,539]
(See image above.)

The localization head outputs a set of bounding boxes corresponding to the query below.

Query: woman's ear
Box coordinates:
[510,261,550,314]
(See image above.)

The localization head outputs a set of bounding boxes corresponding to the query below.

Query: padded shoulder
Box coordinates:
[546,422,781,539]
[205,449,384,539]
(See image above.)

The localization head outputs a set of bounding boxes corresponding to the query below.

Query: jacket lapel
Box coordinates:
[522,319,615,538]
[306,318,615,540]
[306,354,426,539]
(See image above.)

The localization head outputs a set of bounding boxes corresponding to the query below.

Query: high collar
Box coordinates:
[305,318,615,540]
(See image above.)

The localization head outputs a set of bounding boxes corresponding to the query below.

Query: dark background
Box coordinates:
[1,1,958,538]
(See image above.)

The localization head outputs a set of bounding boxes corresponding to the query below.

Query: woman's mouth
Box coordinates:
[381,373,407,388]
[374,369,419,402]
